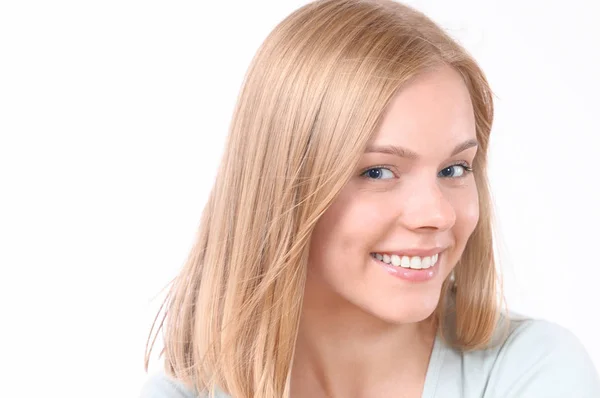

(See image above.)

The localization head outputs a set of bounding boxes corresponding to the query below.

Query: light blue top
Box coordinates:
[140,316,600,397]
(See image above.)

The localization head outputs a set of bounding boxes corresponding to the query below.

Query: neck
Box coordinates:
[290,289,437,398]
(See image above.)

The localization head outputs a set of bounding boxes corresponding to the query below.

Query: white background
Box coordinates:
[1,1,598,397]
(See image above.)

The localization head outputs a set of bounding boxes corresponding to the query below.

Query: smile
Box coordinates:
[370,252,439,270]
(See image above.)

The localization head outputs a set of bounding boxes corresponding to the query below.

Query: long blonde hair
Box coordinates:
[145,0,500,396]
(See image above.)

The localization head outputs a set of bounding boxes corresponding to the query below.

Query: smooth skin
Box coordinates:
[291,65,480,398]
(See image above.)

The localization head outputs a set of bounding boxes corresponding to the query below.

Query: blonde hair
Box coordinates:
[145,0,501,396]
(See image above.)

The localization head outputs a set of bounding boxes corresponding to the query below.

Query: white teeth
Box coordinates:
[410,256,422,269]
[372,252,441,270]
[401,256,411,268]
[421,256,432,268]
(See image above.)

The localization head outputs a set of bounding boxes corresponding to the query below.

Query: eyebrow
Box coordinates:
[365,138,478,159]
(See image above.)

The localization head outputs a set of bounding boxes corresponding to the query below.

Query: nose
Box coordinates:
[396,178,456,232]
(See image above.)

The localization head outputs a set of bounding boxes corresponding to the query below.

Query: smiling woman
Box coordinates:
[305,66,481,329]
[141,0,600,397]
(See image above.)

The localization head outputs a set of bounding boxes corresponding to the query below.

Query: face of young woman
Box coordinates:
[306,66,480,324]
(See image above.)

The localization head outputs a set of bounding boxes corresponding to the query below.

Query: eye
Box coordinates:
[361,167,395,180]
[438,163,473,179]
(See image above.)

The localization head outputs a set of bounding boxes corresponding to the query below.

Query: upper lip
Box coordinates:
[372,247,446,257]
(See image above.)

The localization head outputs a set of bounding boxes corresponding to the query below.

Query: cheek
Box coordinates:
[309,188,386,266]
[454,187,480,237]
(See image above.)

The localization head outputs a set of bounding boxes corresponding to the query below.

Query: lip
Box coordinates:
[371,247,446,257]
[371,250,444,282]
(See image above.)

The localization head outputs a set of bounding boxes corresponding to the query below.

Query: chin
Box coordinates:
[376,306,438,326]
[363,290,443,326]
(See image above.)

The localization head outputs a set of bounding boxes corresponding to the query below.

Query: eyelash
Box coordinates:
[360,162,474,180]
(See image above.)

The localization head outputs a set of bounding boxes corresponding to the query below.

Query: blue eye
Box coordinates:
[361,167,395,180]
[439,164,473,178]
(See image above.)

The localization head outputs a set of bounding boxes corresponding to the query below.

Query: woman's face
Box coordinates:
[306,66,479,324]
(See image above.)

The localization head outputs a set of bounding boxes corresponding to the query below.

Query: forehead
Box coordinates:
[371,66,476,152]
